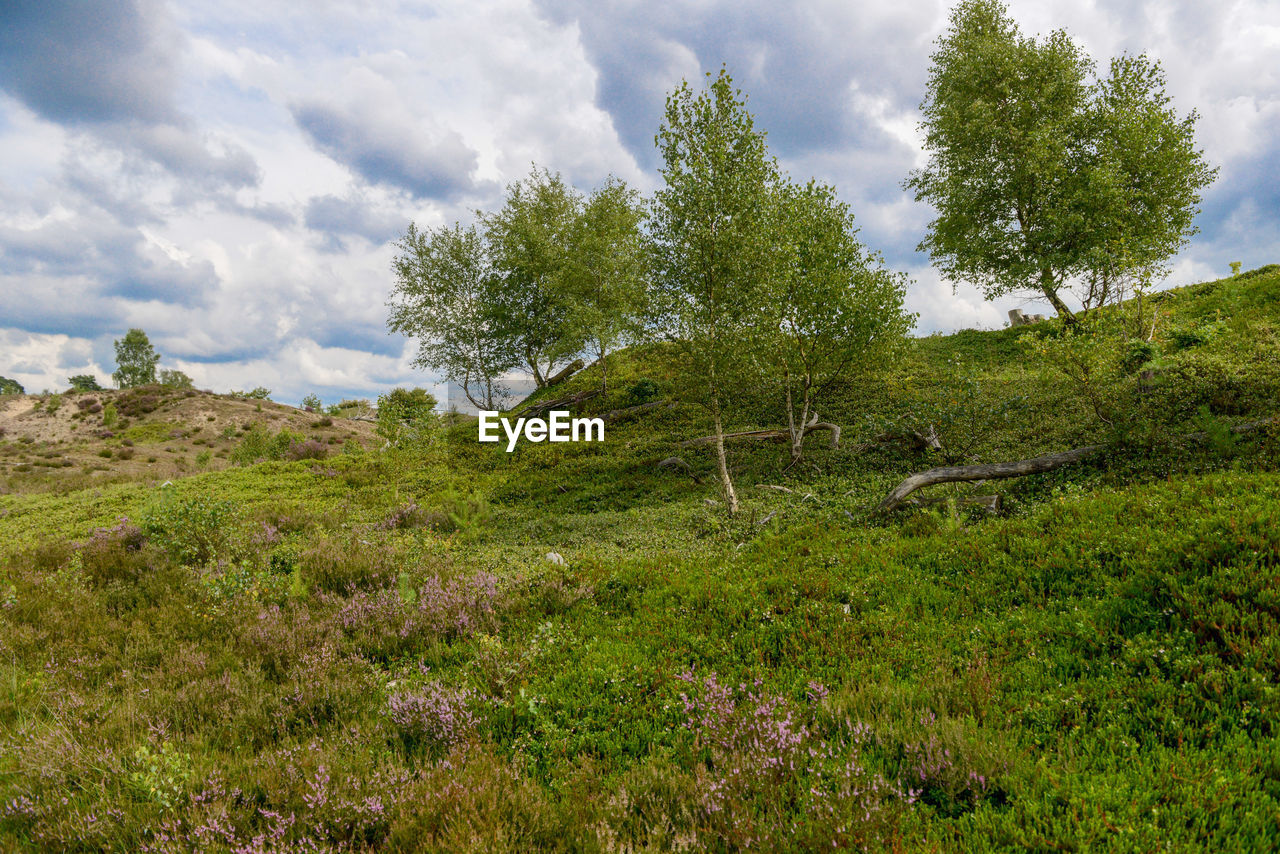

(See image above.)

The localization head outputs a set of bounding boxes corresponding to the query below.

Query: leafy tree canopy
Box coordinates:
[482,167,584,388]
[67,374,103,392]
[649,67,780,513]
[388,222,517,412]
[159,369,194,389]
[113,329,160,389]
[905,0,1216,320]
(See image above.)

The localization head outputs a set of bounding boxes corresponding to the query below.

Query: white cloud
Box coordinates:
[1,0,1276,404]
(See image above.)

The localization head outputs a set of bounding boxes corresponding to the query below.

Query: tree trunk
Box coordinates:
[545,359,584,386]
[711,403,739,516]
[527,347,546,388]
[786,379,814,468]
[1040,269,1077,324]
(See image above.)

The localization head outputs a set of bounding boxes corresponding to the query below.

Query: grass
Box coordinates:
[0,266,1278,850]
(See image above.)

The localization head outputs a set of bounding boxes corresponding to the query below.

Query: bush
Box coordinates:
[389,683,481,756]
[231,425,307,465]
[626,378,660,405]
[158,369,194,389]
[376,387,438,447]
[141,494,239,565]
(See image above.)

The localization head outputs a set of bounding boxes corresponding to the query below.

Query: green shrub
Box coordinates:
[158,369,194,389]
[229,386,273,400]
[376,387,438,447]
[141,493,239,565]
[626,378,660,405]
[231,425,307,465]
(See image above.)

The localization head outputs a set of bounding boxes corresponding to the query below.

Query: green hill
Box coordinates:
[1,267,1278,850]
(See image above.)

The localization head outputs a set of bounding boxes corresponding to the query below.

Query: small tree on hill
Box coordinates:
[376,387,439,446]
[764,179,915,467]
[483,167,584,389]
[0,376,24,395]
[113,329,160,388]
[649,69,779,515]
[159,369,193,389]
[388,222,516,411]
[561,176,648,395]
[67,374,103,392]
[905,0,1215,322]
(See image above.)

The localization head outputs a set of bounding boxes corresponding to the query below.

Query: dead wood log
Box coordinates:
[512,389,601,419]
[876,415,1278,513]
[545,359,585,386]
[680,421,841,449]
[876,445,1106,513]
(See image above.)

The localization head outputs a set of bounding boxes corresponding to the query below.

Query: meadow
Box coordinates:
[1,267,1278,851]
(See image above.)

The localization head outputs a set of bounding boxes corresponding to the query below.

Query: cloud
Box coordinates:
[1,0,1276,405]
[0,0,262,193]
[291,68,479,200]
[0,0,181,126]
[304,192,406,250]
[0,329,108,393]
[0,197,220,320]
[531,0,942,169]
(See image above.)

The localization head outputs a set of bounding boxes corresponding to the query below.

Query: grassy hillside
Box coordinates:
[1,267,1278,851]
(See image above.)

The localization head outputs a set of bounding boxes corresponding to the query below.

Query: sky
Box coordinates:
[1,0,1277,408]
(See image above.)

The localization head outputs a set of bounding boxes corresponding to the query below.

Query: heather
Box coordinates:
[1,268,1279,850]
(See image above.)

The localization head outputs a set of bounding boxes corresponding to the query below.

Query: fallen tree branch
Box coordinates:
[876,445,1107,512]
[681,421,841,449]
[876,415,1279,513]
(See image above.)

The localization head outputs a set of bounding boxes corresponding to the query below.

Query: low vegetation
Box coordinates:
[1,266,1277,850]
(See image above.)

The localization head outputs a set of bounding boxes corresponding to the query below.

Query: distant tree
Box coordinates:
[483,167,584,389]
[764,179,915,467]
[388,222,517,411]
[905,0,1215,322]
[376,387,438,446]
[113,329,160,388]
[0,376,24,395]
[649,69,779,515]
[158,369,193,389]
[230,387,272,400]
[560,176,649,394]
[67,374,103,392]
[301,393,323,411]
